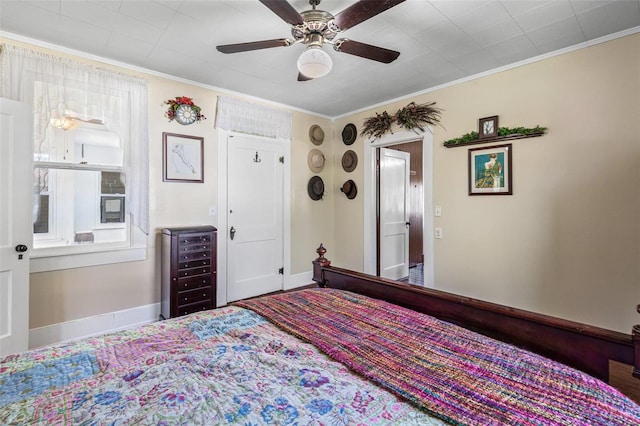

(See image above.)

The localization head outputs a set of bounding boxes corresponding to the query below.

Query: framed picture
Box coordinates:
[163,132,204,183]
[478,115,498,139]
[468,143,512,195]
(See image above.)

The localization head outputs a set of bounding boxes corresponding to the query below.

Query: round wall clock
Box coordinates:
[175,104,197,125]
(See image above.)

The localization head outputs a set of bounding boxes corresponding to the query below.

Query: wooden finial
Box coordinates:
[313,243,330,285]
[315,243,327,261]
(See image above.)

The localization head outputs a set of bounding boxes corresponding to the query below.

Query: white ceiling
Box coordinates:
[1,0,639,117]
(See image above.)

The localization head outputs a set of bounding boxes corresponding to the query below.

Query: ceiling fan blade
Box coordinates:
[217,39,292,54]
[333,0,406,31]
[298,72,313,82]
[334,39,400,63]
[259,0,304,26]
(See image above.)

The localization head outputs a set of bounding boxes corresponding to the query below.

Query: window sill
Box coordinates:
[30,245,147,273]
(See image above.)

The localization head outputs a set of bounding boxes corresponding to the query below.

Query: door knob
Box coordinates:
[15,244,28,253]
[230,226,236,241]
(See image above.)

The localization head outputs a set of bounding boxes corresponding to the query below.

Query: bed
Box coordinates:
[1,247,639,424]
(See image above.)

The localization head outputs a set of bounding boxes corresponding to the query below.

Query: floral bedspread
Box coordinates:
[0,306,442,425]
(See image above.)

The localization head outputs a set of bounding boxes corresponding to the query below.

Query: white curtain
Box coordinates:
[0,44,149,234]
[216,96,292,140]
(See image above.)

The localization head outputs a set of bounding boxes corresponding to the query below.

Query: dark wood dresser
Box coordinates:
[161,226,217,319]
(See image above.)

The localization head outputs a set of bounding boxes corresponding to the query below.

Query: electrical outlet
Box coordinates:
[435,228,442,239]
[434,206,442,217]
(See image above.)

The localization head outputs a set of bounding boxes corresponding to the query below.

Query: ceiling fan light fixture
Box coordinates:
[297,46,333,79]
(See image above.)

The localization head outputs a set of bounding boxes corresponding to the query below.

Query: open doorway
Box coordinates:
[363,129,434,288]
[377,140,424,285]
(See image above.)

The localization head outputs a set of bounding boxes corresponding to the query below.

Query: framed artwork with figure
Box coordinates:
[468,143,512,195]
[163,132,204,183]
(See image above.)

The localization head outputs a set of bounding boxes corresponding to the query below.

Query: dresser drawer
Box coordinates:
[177,251,210,262]
[177,275,212,292]
[179,258,211,270]
[177,232,212,246]
[177,300,211,316]
[177,266,211,278]
[178,286,212,306]
[178,243,213,254]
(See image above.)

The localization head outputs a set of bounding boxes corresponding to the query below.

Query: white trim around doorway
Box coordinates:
[363,129,435,287]
[216,129,292,306]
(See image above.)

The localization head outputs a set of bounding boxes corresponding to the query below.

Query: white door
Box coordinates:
[379,147,410,280]
[0,98,32,356]
[227,135,284,302]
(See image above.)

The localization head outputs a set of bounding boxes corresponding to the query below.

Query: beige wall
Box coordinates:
[3,37,332,329]
[7,33,639,335]
[334,33,640,333]
[290,113,334,274]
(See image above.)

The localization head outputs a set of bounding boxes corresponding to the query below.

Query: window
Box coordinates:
[1,44,149,271]
[33,118,128,249]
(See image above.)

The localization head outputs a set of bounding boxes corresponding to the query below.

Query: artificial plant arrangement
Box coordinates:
[443,125,547,147]
[361,101,442,139]
[164,96,207,123]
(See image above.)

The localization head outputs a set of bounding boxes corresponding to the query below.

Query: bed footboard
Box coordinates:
[633,306,640,378]
[312,246,638,388]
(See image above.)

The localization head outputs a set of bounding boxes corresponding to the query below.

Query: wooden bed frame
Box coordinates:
[311,245,640,399]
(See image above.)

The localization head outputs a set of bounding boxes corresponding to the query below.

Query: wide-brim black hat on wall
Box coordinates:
[342,123,357,145]
[308,176,325,200]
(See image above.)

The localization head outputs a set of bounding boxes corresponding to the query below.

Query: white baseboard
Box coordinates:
[29,303,161,349]
[284,270,314,291]
[28,274,314,350]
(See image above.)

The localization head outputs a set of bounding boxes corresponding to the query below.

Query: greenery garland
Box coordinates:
[361,102,442,139]
[443,125,547,146]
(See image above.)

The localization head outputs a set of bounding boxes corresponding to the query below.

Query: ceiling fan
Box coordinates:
[216,0,406,81]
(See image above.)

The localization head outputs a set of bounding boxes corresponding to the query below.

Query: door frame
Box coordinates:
[377,147,410,279]
[0,97,33,356]
[217,129,291,306]
[364,129,434,287]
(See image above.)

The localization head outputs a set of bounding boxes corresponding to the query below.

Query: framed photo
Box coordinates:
[468,143,512,195]
[163,132,204,183]
[478,115,498,139]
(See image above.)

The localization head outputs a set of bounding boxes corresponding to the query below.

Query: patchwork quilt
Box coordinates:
[0,305,442,425]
